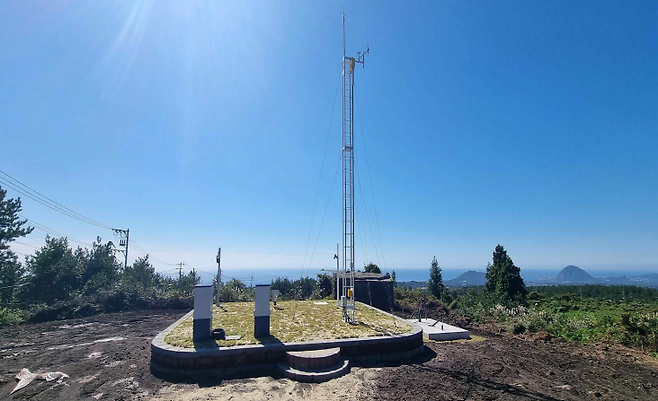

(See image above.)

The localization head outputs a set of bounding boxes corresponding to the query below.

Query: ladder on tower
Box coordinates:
[340,14,368,324]
[342,55,356,323]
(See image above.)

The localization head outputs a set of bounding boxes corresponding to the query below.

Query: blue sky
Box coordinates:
[1,1,656,276]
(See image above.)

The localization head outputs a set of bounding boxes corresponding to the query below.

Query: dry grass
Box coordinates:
[165,300,412,348]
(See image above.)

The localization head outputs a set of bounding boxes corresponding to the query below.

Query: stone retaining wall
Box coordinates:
[150,303,423,377]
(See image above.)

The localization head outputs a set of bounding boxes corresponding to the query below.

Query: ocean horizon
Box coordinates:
[191,264,657,286]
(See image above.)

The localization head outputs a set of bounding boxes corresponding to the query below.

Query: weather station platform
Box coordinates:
[409,318,470,341]
[150,300,424,381]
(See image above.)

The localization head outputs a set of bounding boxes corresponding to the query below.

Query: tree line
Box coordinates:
[0,186,341,323]
[0,186,202,318]
[528,284,658,303]
[423,244,527,303]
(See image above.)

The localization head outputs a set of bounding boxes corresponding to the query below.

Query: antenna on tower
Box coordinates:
[342,12,346,60]
[356,45,369,68]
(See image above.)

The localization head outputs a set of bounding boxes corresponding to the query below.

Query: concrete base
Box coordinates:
[254,315,270,338]
[286,347,341,370]
[193,318,212,342]
[277,359,350,383]
[151,304,424,375]
[408,318,470,341]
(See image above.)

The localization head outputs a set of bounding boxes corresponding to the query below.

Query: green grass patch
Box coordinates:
[450,290,658,352]
[165,300,412,348]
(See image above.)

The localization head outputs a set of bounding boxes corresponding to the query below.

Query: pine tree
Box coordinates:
[24,236,80,304]
[364,262,381,274]
[485,244,527,301]
[81,239,122,294]
[428,256,444,299]
[0,186,33,250]
[315,273,333,298]
[0,186,33,303]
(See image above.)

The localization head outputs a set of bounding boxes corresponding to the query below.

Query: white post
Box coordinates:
[215,248,222,307]
[254,284,271,337]
[193,285,213,342]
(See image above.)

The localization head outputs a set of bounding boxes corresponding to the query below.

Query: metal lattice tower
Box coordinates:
[341,14,368,323]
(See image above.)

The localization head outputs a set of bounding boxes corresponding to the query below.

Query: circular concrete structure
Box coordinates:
[151,304,423,378]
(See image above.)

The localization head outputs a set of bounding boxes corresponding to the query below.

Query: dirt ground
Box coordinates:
[1,310,657,401]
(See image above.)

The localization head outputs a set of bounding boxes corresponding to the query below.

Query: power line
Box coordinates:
[184,265,216,276]
[355,95,387,271]
[0,171,181,271]
[302,78,341,275]
[0,170,116,230]
[24,233,47,243]
[305,158,341,277]
[355,170,369,265]
[130,239,177,267]
[355,156,381,267]
[19,215,94,247]
[0,173,128,265]
[14,241,40,250]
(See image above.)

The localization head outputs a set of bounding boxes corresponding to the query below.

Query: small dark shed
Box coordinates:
[335,272,395,312]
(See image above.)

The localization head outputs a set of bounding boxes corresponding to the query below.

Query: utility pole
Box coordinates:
[177,262,185,281]
[334,243,340,305]
[113,228,129,270]
[215,248,222,307]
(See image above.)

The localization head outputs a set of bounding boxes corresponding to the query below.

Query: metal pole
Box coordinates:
[124,228,129,270]
[342,12,346,60]
[335,243,340,305]
[216,248,222,307]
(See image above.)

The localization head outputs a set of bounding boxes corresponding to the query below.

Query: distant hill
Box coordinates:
[555,265,598,284]
[398,280,426,289]
[628,273,658,287]
[445,271,486,287]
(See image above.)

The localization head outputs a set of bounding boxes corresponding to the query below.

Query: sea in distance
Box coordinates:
[194,265,656,286]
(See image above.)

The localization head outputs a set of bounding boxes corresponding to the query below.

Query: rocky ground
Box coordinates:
[1,309,657,400]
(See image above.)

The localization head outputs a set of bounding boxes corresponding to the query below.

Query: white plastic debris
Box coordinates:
[11,368,69,394]
[11,369,38,394]
[42,371,68,382]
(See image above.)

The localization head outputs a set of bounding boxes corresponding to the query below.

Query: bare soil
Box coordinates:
[1,310,657,400]
[0,310,187,400]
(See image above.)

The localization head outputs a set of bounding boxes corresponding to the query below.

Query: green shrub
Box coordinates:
[513,323,526,334]
[0,307,23,325]
[220,279,253,302]
[526,313,548,333]
[97,288,151,312]
[426,285,658,354]
[394,286,440,308]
